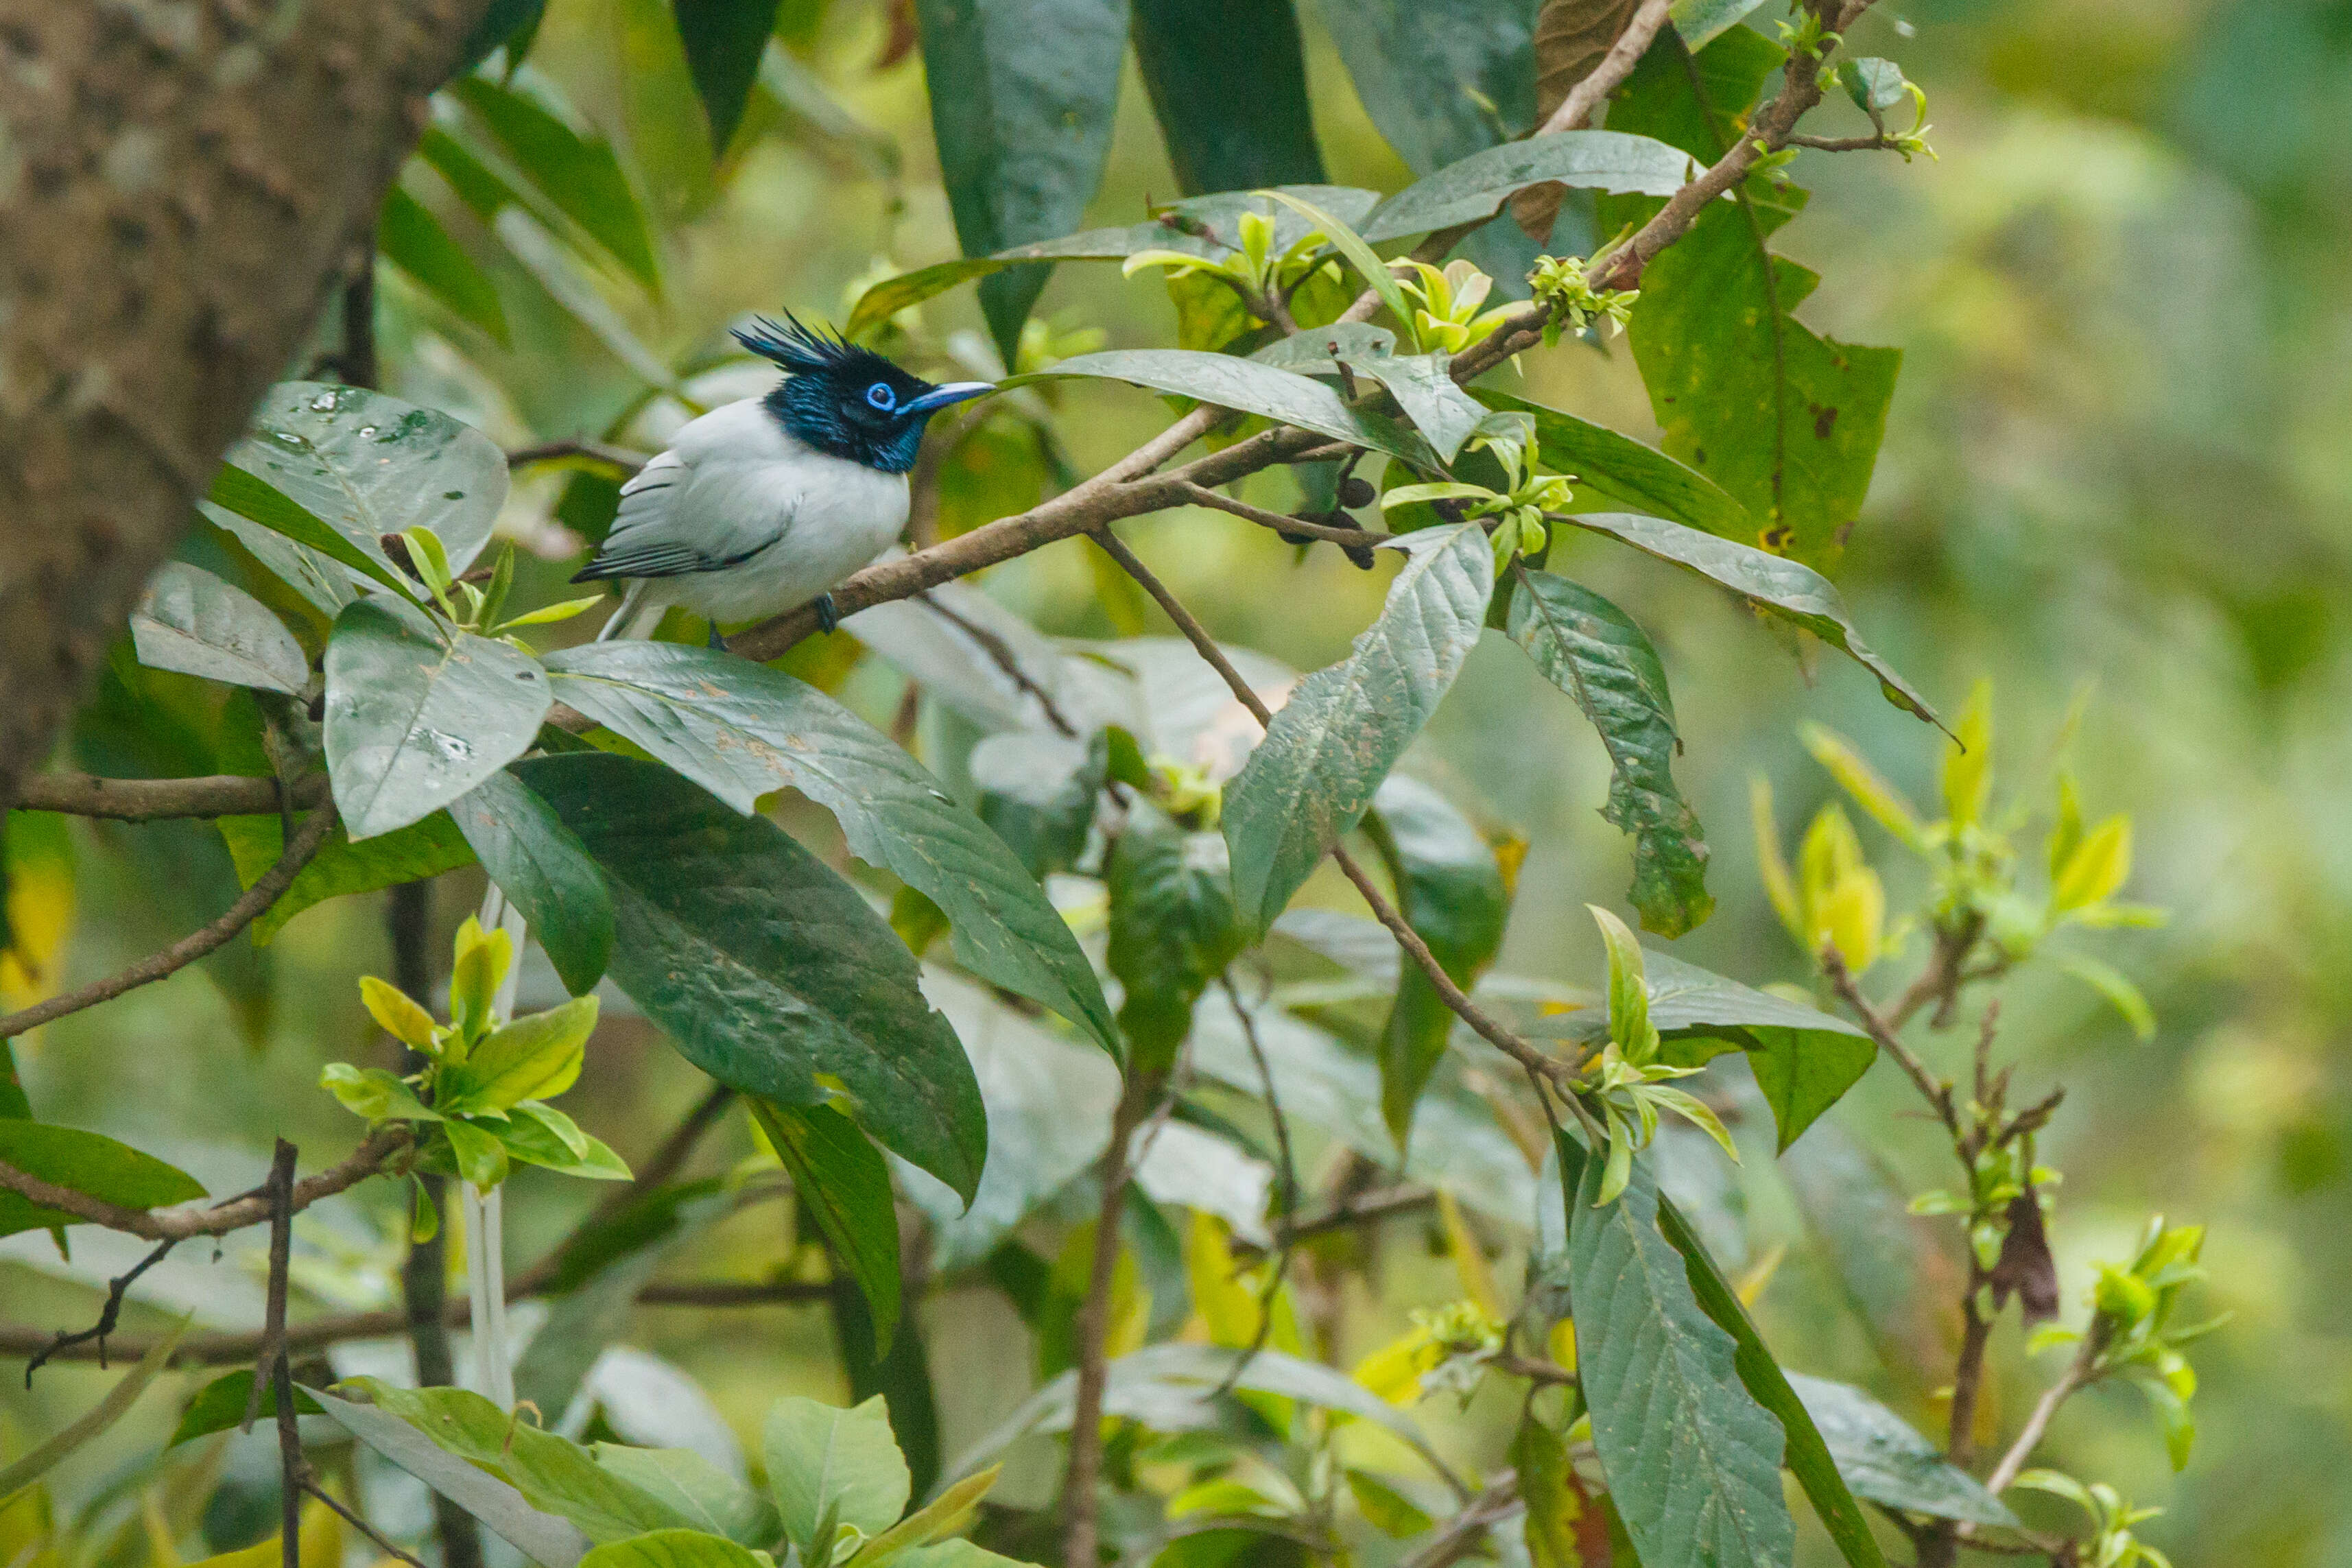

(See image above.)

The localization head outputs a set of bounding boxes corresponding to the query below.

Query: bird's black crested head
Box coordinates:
[735,313,993,473]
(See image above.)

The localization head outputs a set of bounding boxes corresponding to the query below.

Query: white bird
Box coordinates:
[576,314,993,643]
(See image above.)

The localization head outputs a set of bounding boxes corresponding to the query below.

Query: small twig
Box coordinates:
[0,800,338,1040]
[1537,0,1676,133]
[22,1238,178,1384]
[0,1122,409,1244]
[300,1475,428,1568]
[1401,1475,1522,1568]
[1493,1352,1576,1386]
[243,1140,300,1436]
[1235,1183,1434,1252]
[268,1149,304,1568]
[1172,479,1390,548]
[504,439,650,473]
[907,590,1079,739]
[1983,1338,2099,1497]
[1786,132,1909,153]
[1822,949,1959,1136]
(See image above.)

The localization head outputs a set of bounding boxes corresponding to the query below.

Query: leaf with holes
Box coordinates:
[322,596,551,840]
[543,642,1114,1055]
[514,754,985,1201]
[1224,524,1493,936]
[1509,569,1711,936]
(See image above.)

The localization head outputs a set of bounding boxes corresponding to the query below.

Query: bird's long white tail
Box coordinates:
[593,580,662,642]
[463,883,529,1410]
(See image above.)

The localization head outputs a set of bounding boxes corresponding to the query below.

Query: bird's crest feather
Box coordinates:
[732,311,879,378]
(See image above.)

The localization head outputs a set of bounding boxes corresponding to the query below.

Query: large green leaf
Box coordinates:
[578,1532,766,1568]
[543,643,1115,1054]
[305,1386,593,1567]
[168,1371,323,1447]
[204,465,416,605]
[750,1098,903,1357]
[1560,510,1941,728]
[1105,800,1244,1075]
[1344,352,1488,462]
[380,185,511,345]
[591,1449,779,1547]
[912,0,1130,361]
[230,381,510,576]
[1361,131,1694,241]
[1508,569,1711,936]
[844,186,1379,339]
[218,807,476,943]
[450,74,663,293]
[1361,776,1506,1151]
[130,562,308,696]
[1648,1190,1892,1568]
[322,596,551,840]
[1131,0,1325,194]
[674,0,781,152]
[0,1123,205,1239]
[1223,523,1493,935]
[1785,1375,2019,1528]
[1602,29,1899,567]
[1474,389,1751,537]
[1321,0,1534,177]
[1564,1141,1795,1568]
[1781,1120,1965,1383]
[1005,350,1429,465]
[513,754,986,1201]
[450,769,616,997]
[763,1394,911,1558]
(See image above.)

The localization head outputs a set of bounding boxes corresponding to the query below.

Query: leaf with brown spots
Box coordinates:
[1512,0,1641,235]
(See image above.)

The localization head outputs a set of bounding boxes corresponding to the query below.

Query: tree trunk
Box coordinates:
[0,0,490,801]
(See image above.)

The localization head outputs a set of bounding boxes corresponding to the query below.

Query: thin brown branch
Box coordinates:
[1493,1352,1576,1386]
[1172,479,1389,547]
[912,591,1079,738]
[1787,132,1908,153]
[0,1123,410,1244]
[0,799,338,1039]
[1062,1071,1161,1568]
[300,1476,428,1568]
[593,1084,736,1223]
[1983,1338,2099,1497]
[1537,0,1676,134]
[1266,1183,1434,1246]
[505,440,650,473]
[1823,949,1959,1136]
[6,771,326,822]
[21,1237,178,1382]
[1402,1476,1523,1568]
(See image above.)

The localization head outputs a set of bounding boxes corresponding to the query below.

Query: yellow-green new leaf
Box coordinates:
[1801,724,1926,851]
[443,1118,510,1191]
[846,1466,1001,1567]
[361,976,442,1052]
[463,996,599,1111]
[2054,817,2132,913]
[1589,905,1650,1056]
[1941,680,1994,830]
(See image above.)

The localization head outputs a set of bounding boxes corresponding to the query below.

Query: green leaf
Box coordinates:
[1321,0,1534,178]
[578,1532,765,1568]
[1781,1120,1961,1383]
[845,1465,999,1567]
[674,0,781,152]
[167,1371,322,1448]
[1106,800,1245,1075]
[1,1038,29,1121]
[230,380,510,576]
[1639,1174,1892,1568]
[2054,953,2156,1042]
[458,996,599,1111]
[450,74,662,292]
[0,1323,188,1504]
[1362,131,1695,241]
[1004,349,1429,465]
[442,1118,510,1189]
[1131,0,1325,195]
[322,1062,442,1122]
[322,596,552,840]
[763,1394,911,1558]
[750,1098,903,1356]
[1473,389,1752,537]
[305,1386,593,1567]
[1223,523,1494,935]
[450,768,617,997]
[896,1545,1032,1568]
[912,0,1129,361]
[130,562,308,696]
[514,754,986,1200]
[351,1380,684,1543]
[1259,189,1415,342]
[379,185,510,345]
[218,808,476,945]
[1563,1139,1795,1568]
[1252,321,1399,372]
[1560,510,1942,729]
[1509,1412,1584,1568]
[843,186,1379,340]
[500,1103,630,1179]
[591,1449,780,1547]
[205,464,418,606]
[1346,352,1488,462]
[1785,1375,2018,1528]
[1669,0,1766,50]
[0,1122,206,1239]
[1361,776,1507,1150]
[1510,570,1711,936]
[1604,31,1899,567]
[543,643,1115,1054]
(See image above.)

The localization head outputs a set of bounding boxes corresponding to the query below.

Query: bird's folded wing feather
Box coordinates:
[572,445,800,582]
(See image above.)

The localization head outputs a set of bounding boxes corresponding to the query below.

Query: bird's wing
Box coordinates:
[570,420,798,583]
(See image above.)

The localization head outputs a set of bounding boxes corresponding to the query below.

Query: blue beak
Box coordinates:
[903,381,995,416]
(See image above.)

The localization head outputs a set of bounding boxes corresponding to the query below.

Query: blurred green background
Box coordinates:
[8,1,2351,1563]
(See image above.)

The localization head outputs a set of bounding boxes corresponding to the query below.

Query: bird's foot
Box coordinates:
[706,621,726,651]
[813,593,840,634]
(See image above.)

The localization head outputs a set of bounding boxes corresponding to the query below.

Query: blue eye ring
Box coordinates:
[865,382,896,411]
